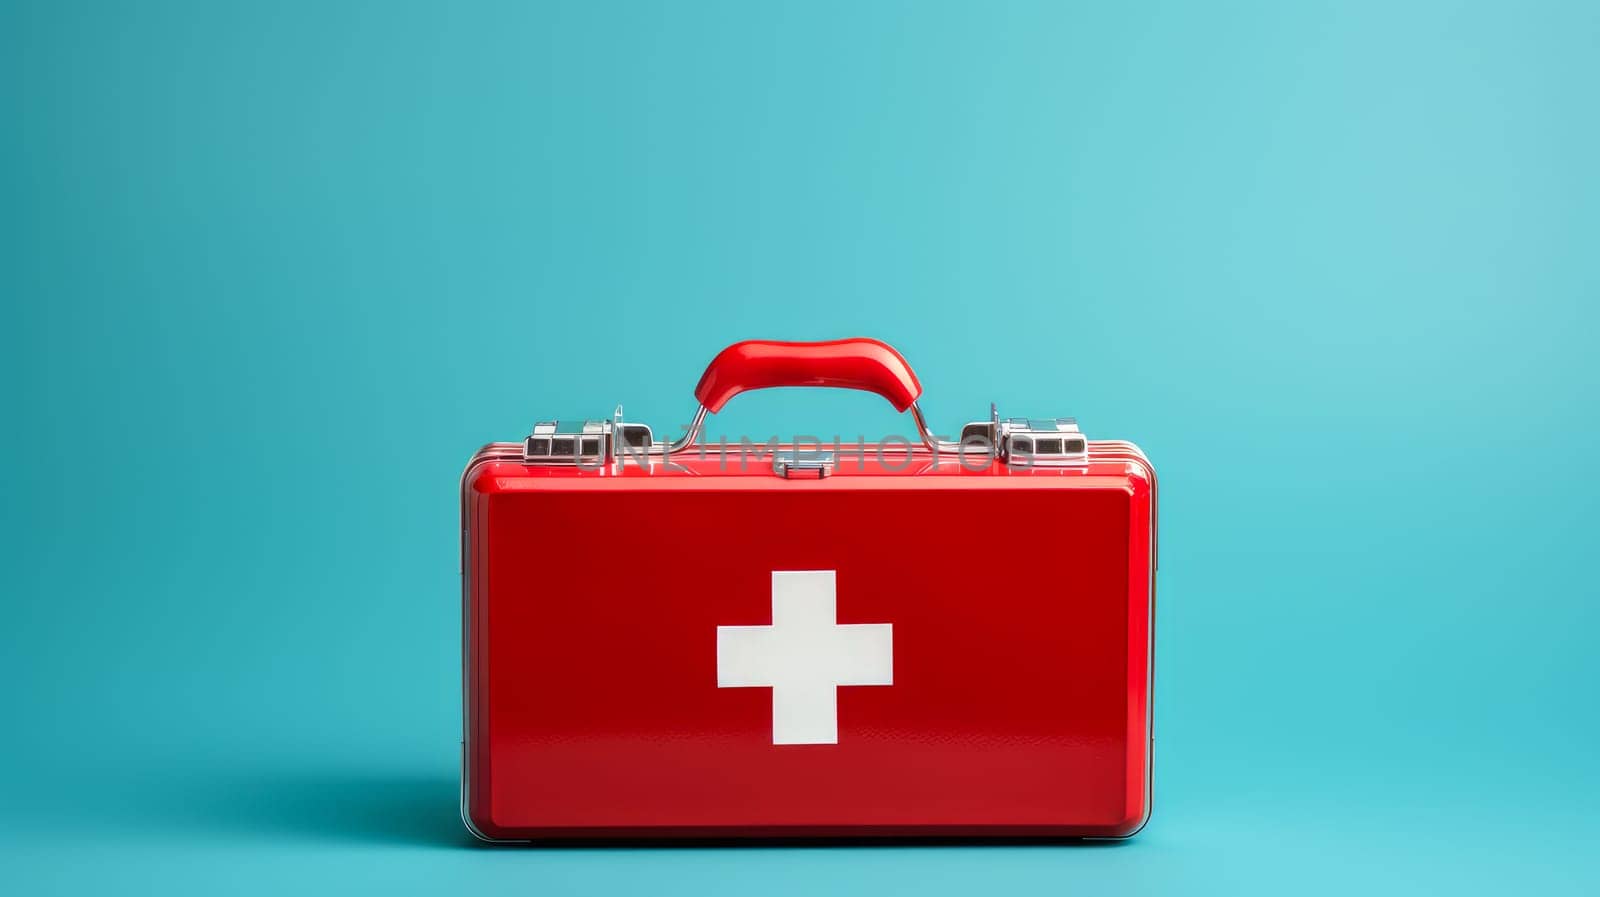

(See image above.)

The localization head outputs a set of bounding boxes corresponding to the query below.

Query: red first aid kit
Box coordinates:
[461,338,1158,841]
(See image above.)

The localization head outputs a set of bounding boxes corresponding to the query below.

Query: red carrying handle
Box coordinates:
[693,338,924,413]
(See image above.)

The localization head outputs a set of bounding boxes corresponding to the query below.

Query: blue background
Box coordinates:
[5,1,1596,893]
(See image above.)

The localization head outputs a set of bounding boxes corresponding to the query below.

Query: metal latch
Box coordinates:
[523,406,655,467]
[958,407,1089,467]
[1001,417,1088,465]
[773,451,834,479]
[524,420,611,465]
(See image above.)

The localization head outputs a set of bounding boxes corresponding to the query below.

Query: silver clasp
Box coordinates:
[773,450,834,479]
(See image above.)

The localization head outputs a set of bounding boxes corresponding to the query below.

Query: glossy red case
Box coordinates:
[461,340,1157,842]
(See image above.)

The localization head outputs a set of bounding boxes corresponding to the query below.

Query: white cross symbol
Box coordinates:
[716,570,894,745]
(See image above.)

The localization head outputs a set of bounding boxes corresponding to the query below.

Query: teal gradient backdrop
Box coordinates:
[4,1,1597,893]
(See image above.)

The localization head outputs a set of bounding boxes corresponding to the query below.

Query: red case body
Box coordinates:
[462,447,1156,840]
[462,339,1156,841]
